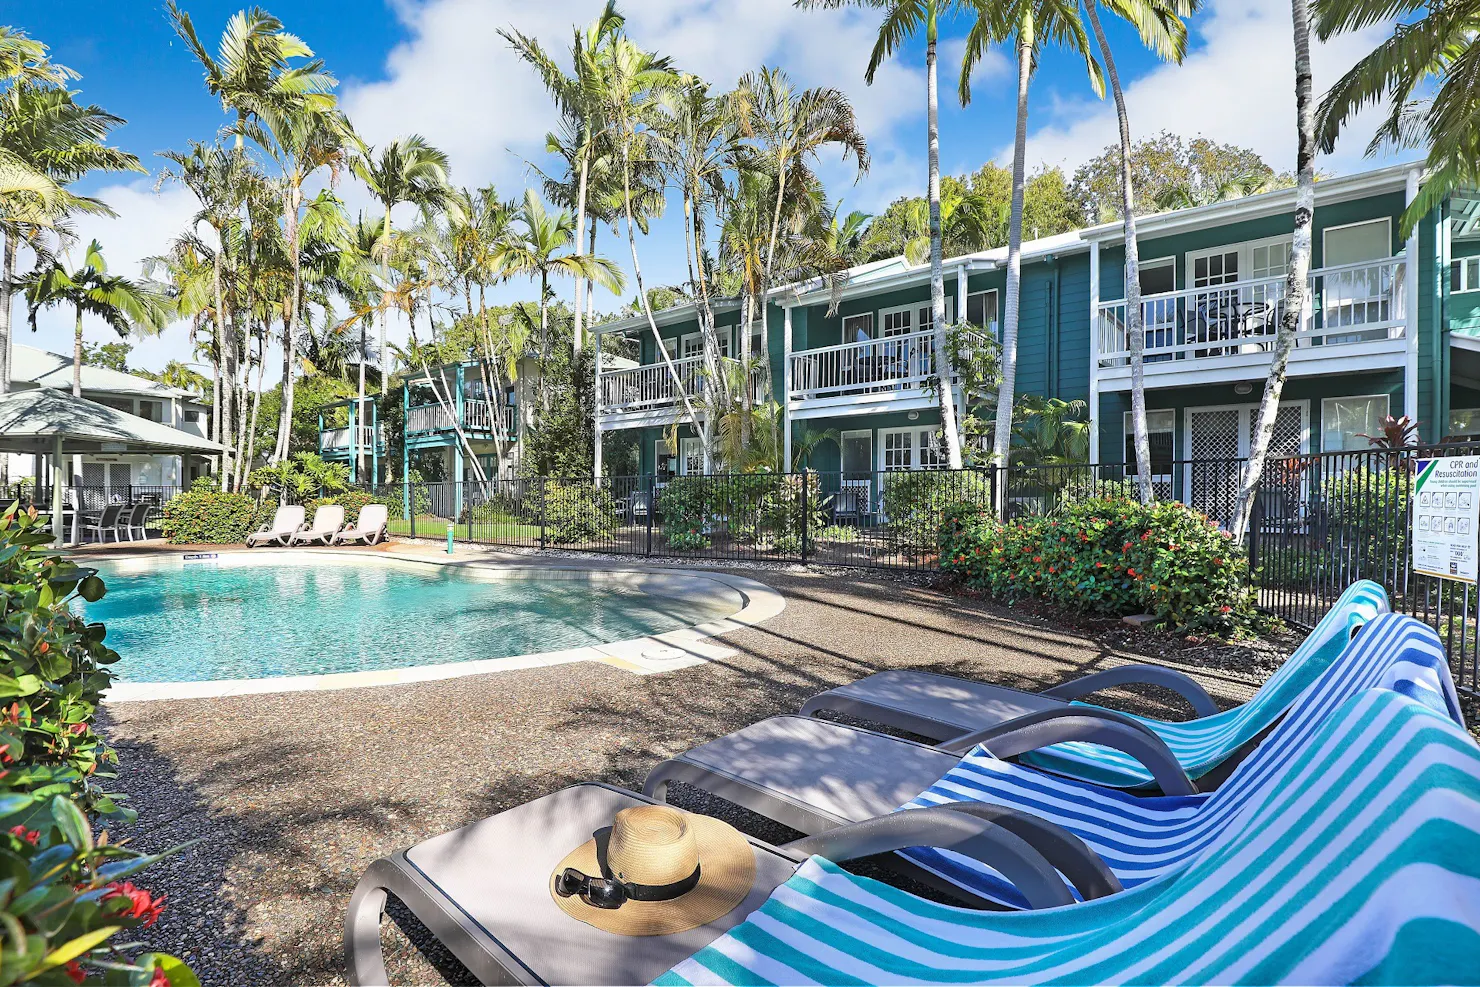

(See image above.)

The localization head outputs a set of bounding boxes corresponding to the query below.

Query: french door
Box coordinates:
[1185,403,1307,527]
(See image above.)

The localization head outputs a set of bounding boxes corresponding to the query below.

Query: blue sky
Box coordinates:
[2,0,1399,373]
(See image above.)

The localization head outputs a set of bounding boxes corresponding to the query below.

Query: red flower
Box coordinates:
[1213,557,1223,565]
[1126,568,1138,578]
[65,961,85,985]
[1220,605,1232,613]
[1048,566,1056,573]
[1095,562,1104,569]
[148,966,171,987]
[1167,543,1179,552]
[9,825,37,845]
[103,882,166,927]
[1032,556,1042,563]
[1123,542,1132,552]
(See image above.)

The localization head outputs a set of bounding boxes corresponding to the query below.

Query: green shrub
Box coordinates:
[160,487,277,544]
[0,505,194,984]
[405,468,434,518]
[543,481,620,544]
[883,470,994,554]
[940,495,1262,636]
[1317,465,1410,578]
[658,477,713,549]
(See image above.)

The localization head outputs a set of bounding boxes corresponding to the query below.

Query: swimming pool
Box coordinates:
[82,554,748,686]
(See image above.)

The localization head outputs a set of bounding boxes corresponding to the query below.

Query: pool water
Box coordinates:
[81,558,741,683]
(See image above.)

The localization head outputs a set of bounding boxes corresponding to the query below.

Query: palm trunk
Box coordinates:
[1084,2,1152,504]
[274,187,302,466]
[926,18,963,470]
[379,203,394,396]
[573,137,592,358]
[1,234,16,398]
[357,320,368,483]
[212,247,235,489]
[587,223,598,328]
[72,305,83,398]
[619,127,707,463]
[244,333,265,486]
[1233,0,1317,544]
[993,22,1035,511]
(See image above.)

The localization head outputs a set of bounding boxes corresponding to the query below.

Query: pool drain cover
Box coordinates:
[642,646,688,662]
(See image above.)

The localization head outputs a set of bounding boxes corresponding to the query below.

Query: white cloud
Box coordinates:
[21,181,205,371]
[1006,0,1402,176]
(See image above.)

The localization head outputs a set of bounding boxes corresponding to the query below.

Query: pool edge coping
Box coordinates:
[96,549,785,702]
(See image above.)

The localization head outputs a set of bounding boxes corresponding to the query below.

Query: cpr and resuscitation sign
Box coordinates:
[1414,456,1480,584]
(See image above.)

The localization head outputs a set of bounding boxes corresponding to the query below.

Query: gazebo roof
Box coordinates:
[0,387,224,456]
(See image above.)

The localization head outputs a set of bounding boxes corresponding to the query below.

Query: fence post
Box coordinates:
[645,475,654,556]
[800,467,810,564]
[539,475,548,550]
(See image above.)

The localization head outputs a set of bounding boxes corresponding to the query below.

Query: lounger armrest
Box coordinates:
[782,806,1076,909]
[1041,664,1220,718]
[941,708,1198,796]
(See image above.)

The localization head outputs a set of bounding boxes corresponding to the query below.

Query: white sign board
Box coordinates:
[1413,456,1480,584]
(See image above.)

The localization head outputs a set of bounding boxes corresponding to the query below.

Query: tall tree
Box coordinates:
[351,136,451,398]
[22,239,169,396]
[960,0,1101,492]
[501,1,625,358]
[1070,132,1288,222]
[1078,0,1196,504]
[1232,0,1318,542]
[798,0,963,466]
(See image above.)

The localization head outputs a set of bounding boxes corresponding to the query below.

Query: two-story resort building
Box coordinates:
[4,343,214,493]
[592,162,1473,519]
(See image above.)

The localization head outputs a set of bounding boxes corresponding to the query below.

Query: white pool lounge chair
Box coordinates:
[288,505,345,546]
[332,504,387,546]
[245,505,306,547]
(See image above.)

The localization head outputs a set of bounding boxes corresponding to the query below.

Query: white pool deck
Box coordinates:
[88,547,786,702]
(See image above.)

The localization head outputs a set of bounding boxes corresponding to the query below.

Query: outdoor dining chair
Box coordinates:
[80,503,125,544]
[121,501,151,541]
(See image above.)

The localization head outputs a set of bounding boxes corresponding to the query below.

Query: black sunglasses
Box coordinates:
[555,867,629,909]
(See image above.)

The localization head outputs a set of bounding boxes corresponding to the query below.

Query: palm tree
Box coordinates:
[22,239,170,396]
[1232,0,1319,543]
[254,102,351,462]
[166,1,336,150]
[501,2,625,357]
[1078,0,1196,504]
[798,0,964,465]
[351,136,451,397]
[494,190,623,400]
[1153,170,1273,211]
[960,0,1101,492]
[1312,0,1480,229]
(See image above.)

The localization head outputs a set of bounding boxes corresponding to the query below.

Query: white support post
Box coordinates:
[781,306,793,473]
[1088,239,1101,465]
[50,436,64,549]
[592,328,604,480]
[1404,167,1421,424]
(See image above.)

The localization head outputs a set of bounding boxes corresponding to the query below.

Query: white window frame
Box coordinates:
[1185,233,1293,290]
[1453,255,1480,293]
[1137,256,1178,357]
[1182,400,1311,460]
[876,297,954,337]
[965,288,999,341]
[1321,393,1390,453]
[842,312,874,341]
[1322,216,1392,267]
[681,329,732,360]
[876,425,947,471]
[1124,409,1175,482]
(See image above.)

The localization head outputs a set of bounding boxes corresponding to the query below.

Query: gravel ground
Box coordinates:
[91,556,1436,985]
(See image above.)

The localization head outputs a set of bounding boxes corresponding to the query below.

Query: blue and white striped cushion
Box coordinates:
[896,613,1464,907]
[1021,579,1391,788]
[658,687,1480,986]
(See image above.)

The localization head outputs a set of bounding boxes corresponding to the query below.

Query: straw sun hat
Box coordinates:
[550,804,755,936]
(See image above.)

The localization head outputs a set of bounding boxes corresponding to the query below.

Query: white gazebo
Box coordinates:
[0,388,224,545]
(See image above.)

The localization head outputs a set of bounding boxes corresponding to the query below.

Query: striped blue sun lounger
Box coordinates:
[1018,579,1392,787]
[658,685,1480,986]
[897,612,1465,907]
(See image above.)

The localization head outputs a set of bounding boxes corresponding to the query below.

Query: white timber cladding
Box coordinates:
[1405,167,1421,421]
[1089,238,1100,463]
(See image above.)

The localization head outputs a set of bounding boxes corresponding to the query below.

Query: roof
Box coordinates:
[0,388,224,456]
[10,343,199,400]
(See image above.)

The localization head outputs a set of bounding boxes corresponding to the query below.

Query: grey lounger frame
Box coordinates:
[799,665,1221,750]
[346,782,1117,986]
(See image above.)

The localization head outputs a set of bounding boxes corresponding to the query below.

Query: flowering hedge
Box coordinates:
[0,504,194,985]
[939,496,1262,636]
[158,484,276,545]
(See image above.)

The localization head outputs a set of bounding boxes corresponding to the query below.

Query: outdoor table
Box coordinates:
[346,782,798,986]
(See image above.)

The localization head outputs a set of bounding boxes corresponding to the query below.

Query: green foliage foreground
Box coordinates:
[940,496,1264,637]
[0,505,195,986]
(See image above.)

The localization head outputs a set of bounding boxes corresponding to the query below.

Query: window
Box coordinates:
[878,299,954,338]
[137,400,163,423]
[183,409,201,424]
[1324,218,1390,267]
[965,289,999,338]
[1322,394,1389,452]
[843,313,874,342]
[97,397,132,414]
[680,331,730,359]
[1138,259,1176,359]
[1450,409,1480,437]
[880,307,912,337]
[879,426,946,471]
[1124,410,1174,478]
[1453,256,1480,293]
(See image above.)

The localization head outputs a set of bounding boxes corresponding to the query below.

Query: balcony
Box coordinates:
[406,400,517,439]
[597,356,764,428]
[1095,257,1408,389]
[320,424,384,454]
[787,327,991,419]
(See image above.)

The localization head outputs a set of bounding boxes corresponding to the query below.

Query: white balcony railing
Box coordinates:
[320,424,382,451]
[1096,257,1407,367]
[599,356,763,414]
[788,327,991,400]
[406,399,516,438]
